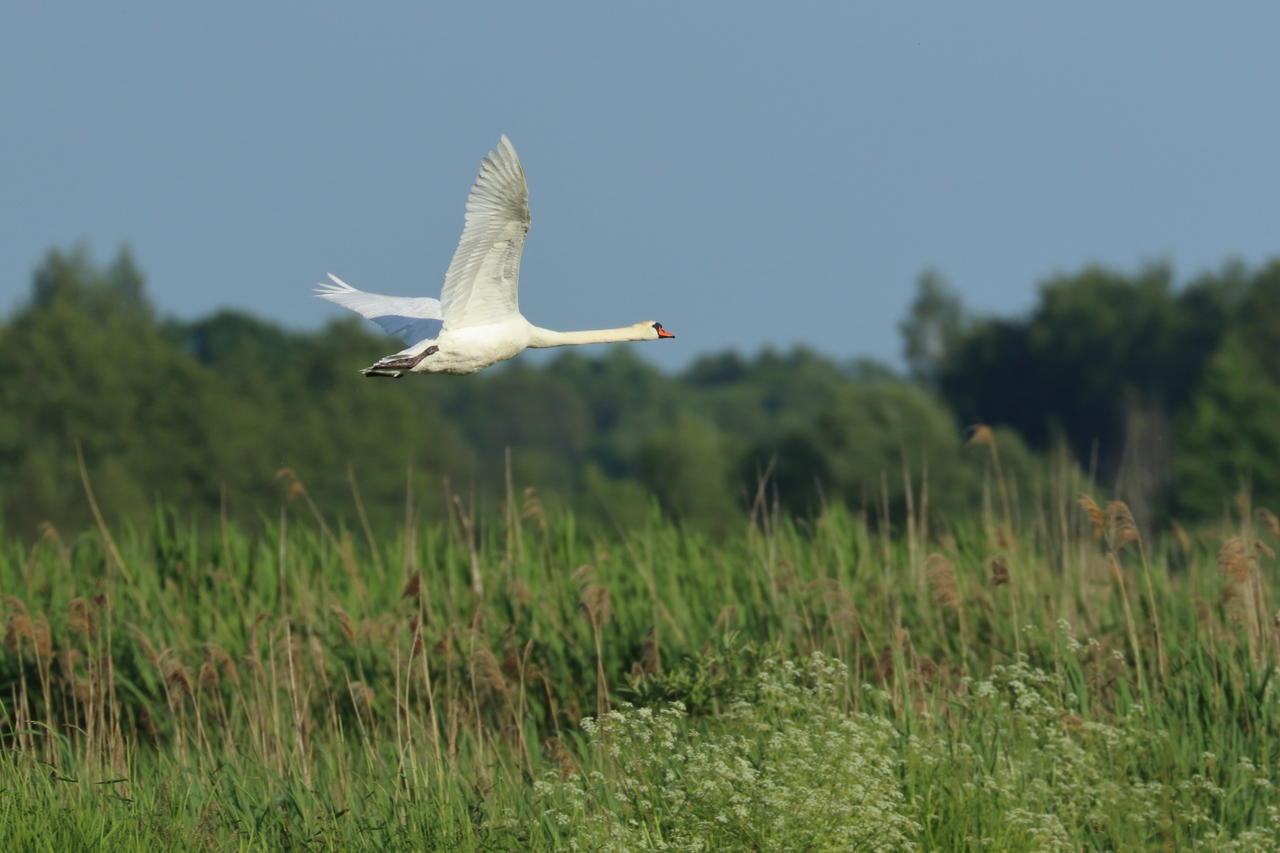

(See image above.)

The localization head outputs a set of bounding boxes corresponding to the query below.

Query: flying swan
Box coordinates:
[315,135,675,377]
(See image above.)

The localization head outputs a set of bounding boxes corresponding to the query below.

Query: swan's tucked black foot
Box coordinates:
[361,346,438,379]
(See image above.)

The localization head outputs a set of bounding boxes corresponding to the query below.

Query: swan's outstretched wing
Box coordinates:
[439,135,530,330]
[315,274,444,346]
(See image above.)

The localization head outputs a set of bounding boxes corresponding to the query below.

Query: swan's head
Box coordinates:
[649,321,676,340]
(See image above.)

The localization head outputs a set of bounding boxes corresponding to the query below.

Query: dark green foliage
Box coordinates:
[0,246,228,529]
[1235,261,1280,385]
[636,411,741,530]
[1172,334,1280,517]
[937,263,1231,466]
[0,246,1026,537]
[926,259,1280,520]
[4,244,1279,534]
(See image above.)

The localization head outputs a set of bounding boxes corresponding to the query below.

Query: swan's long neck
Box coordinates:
[528,323,651,348]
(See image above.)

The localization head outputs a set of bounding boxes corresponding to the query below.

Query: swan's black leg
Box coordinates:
[361,346,438,378]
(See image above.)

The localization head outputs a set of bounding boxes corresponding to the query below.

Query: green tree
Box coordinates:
[1234,260,1280,385]
[1172,334,1280,518]
[741,378,1040,524]
[1,243,1078,537]
[934,262,1241,518]
[636,412,740,531]
[900,269,966,387]
[0,246,231,530]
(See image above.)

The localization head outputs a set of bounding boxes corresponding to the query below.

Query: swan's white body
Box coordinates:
[316,136,673,377]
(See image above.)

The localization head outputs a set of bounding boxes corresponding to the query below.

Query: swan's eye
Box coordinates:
[653,322,676,339]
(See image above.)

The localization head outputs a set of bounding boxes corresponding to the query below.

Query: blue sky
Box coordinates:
[3,2,1278,370]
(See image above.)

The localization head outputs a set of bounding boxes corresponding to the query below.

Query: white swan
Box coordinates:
[315,135,675,377]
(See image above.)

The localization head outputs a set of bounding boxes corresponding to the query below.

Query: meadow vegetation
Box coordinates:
[4,246,1280,848]
[3,458,1280,850]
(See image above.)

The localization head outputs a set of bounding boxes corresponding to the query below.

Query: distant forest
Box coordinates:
[1,245,1277,536]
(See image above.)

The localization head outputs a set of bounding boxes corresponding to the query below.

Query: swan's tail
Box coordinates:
[315,274,444,345]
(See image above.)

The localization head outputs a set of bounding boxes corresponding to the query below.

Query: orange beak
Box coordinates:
[656,324,676,339]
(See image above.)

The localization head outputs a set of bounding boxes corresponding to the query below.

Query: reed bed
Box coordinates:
[2,469,1280,850]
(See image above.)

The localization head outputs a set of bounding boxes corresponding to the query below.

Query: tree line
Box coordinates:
[905,260,1280,522]
[0,245,1275,536]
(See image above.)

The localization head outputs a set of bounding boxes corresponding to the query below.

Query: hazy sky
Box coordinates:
[4,2,1278,370]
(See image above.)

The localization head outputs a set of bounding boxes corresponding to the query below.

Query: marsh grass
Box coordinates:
[2,463,1280,849]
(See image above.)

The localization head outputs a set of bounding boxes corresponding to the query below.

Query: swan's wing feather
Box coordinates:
[315,274,444,346]
[439,135,530,330]
[369,315,444,345]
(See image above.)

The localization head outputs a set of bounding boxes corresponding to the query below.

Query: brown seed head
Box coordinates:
[874,644,895,683]
[967,424,996,447]
[521,486,545,521]
[407,614,424,659]
[712,605,736,633]
[206,645,236,682]
[246,613,268,659]
[925,553,960,611]
[1078,495,1105,540]
[197,660,219,691]
[544,735,579,780]
[1219,536,1252,583]
[990,554,1011,587]
[470,646,510,696]
[219,652,240,686]
[1106,501,1141,550]
[433,624,455,661]
[1258,508,1280,539]
[164,658,193,702]
[68,598,93,637]
[580,584,612,627]
[31,613,52,662]
[348,680,375,716]
[501,645,522,682]
[331,606,356,644]
[641,626,662,675]
[132,627,161,668]
[5,608,34,654]
[275,467,306,499]
[72,677,93,704]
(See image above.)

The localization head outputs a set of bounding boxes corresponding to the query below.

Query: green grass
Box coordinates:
[2,481,1280,850]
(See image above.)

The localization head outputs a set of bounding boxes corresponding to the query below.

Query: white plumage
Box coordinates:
[314,274,442,346]
[315,135,674,377]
